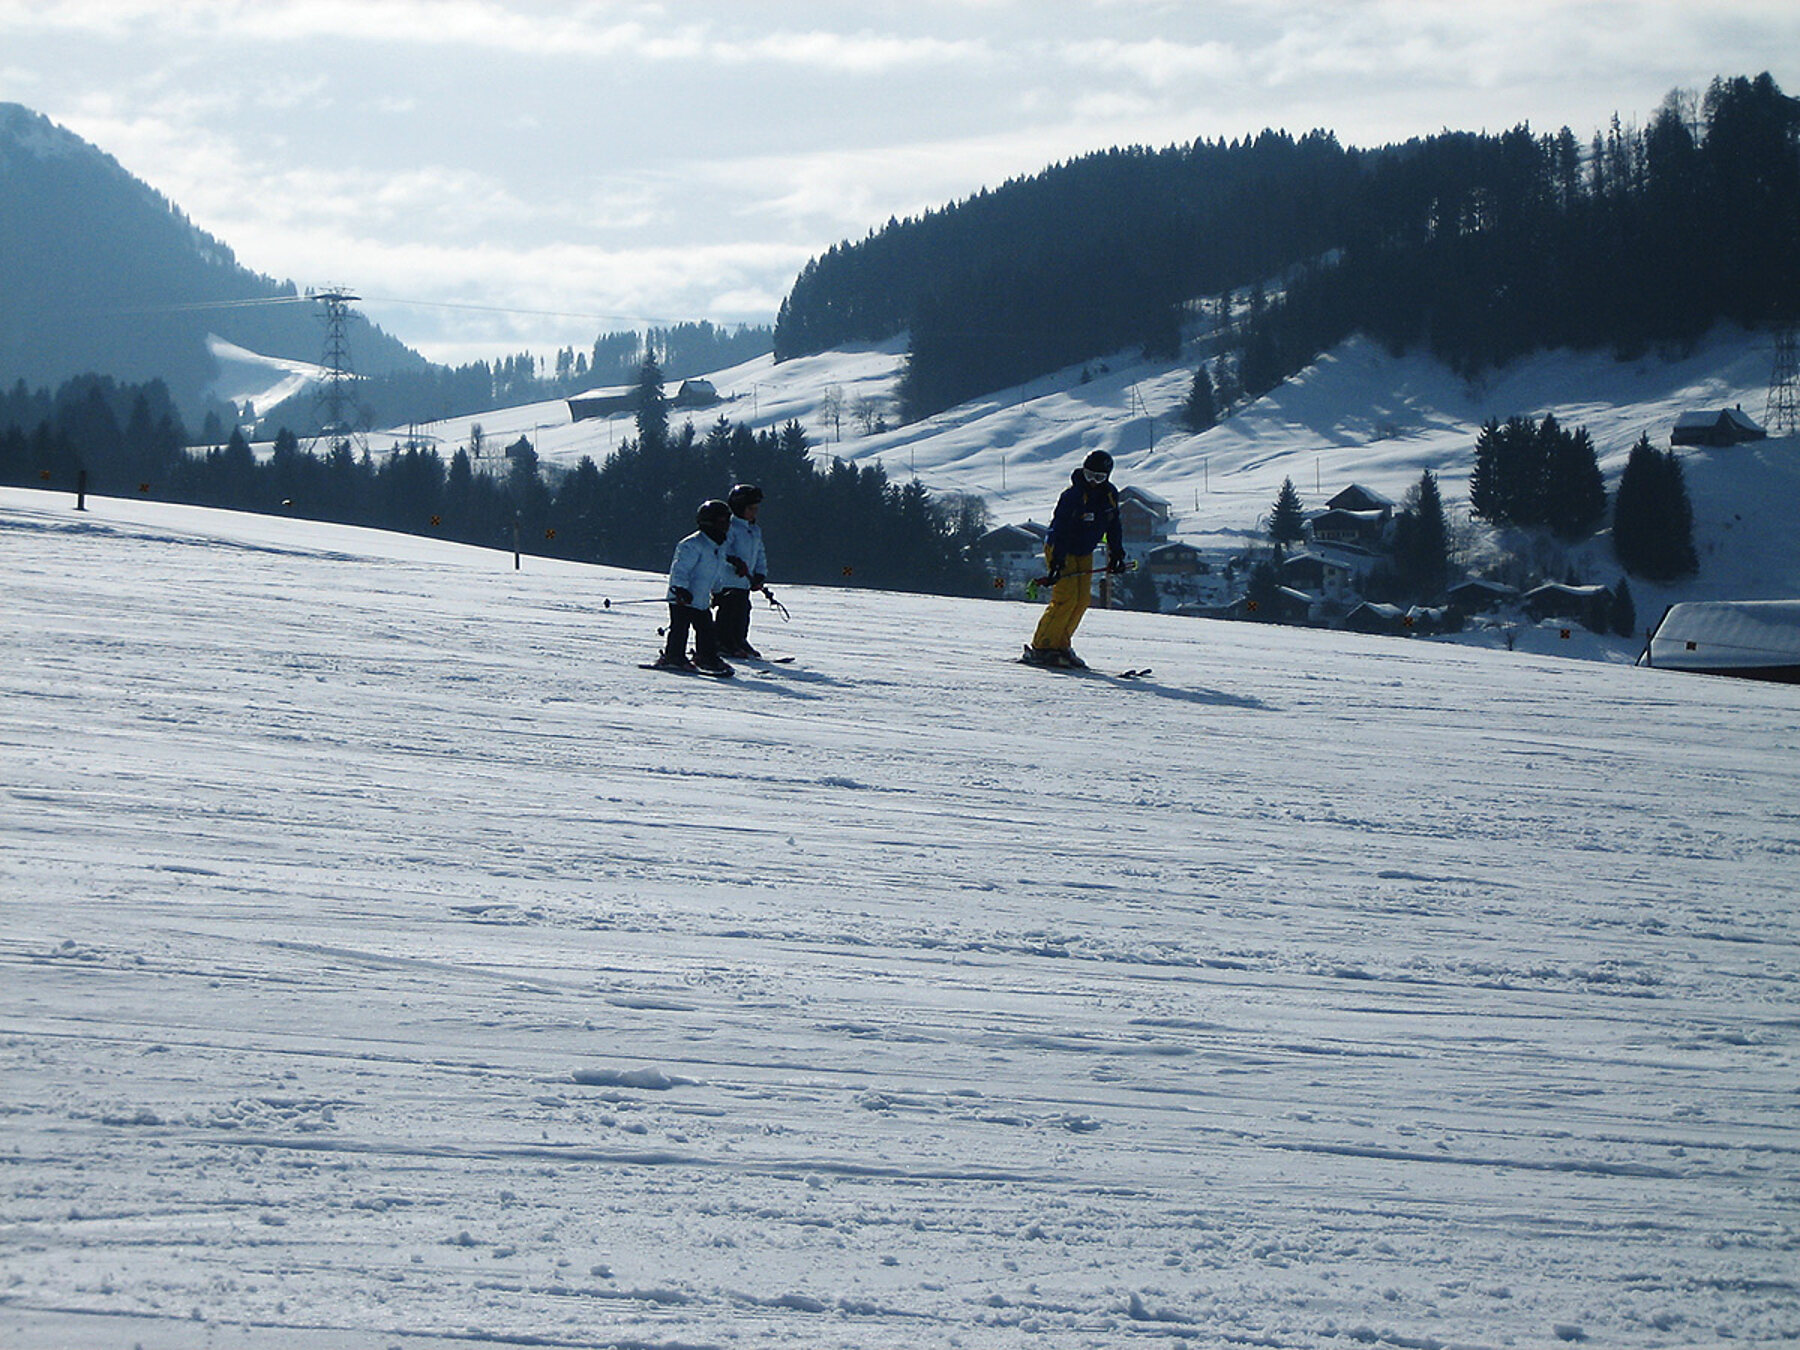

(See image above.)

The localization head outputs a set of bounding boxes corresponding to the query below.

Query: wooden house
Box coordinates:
[1522,582,1613,632]
[1447,579,1519,613]
[1640,601,1800,682]
[1145,541,1205,578]
[1670,407,1766,447]
[1117,485,1174,544]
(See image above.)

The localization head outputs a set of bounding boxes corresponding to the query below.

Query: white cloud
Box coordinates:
[5,0,1798,362]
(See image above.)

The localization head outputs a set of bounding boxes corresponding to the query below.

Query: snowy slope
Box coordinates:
[204,335,329,420]
[4,486,1797,1350]
[370,325,1800,620]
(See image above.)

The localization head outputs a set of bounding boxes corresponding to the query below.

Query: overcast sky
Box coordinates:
[3,1,1796,366]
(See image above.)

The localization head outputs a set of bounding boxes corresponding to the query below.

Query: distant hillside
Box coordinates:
[776,74,1800,421]
[0,104,424,421]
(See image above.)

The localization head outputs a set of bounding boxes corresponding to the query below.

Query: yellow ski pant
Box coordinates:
[1031,551,1094,650]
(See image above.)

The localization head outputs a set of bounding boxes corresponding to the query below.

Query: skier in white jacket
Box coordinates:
[654,500,736,675]
[714,483,769,659]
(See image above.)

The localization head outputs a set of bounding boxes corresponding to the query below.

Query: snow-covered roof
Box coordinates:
[1327,484,1397,512]
[1449,578,1519,597]
[1525,583,1610,600]
[1643,600,1800,679]
[1674,408,1765,432]
[1119,484,1171,508]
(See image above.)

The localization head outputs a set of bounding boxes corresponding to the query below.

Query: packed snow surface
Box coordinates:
[3,486,1798,1350]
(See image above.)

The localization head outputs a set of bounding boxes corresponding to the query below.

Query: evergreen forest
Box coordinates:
[1,366,989,597]
[774,74,1800,420]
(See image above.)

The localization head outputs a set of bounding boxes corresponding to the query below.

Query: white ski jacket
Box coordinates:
[718,515,767,591]
[667,530,732,610]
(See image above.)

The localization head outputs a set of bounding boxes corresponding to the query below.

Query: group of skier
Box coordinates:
[654,449,1124,678]
[654,482,770,677]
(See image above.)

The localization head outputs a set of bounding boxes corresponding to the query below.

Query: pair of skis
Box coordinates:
[639,654,796,678]
[1015,647,1152,680]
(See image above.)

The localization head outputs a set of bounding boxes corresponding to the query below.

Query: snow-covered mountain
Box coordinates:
[4,484,1796,1349]
[0,103,425,420]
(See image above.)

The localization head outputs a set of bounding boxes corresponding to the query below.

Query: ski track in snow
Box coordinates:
[2,488,1798,1349]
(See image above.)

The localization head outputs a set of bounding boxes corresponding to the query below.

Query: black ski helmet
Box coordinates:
[727,483,764,513]
[696,499,732,529]
[1083,450,1114,479]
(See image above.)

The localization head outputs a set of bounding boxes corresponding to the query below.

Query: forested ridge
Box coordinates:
[775,74,1800,421]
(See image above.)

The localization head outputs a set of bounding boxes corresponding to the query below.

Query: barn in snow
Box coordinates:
[1639,601,1800,683]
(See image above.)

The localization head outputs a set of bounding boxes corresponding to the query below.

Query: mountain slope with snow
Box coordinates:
[373,324,1800,628]
[4,486,1796,1349]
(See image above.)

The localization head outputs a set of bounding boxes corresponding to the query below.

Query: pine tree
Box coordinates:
[634,355,668,452]
[1613,434,1699,580]
[1392,469,1450,599]
[1468,418,1505,524]
[1542,421,1608,540]
[1180,363,1218,433]
[1611,577,1638,638]
[1268,477,1306,550]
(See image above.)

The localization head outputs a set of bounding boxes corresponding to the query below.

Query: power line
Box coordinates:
[80,290,701,329]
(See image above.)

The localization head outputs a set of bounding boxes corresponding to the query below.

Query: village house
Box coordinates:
[1306,483,1395,550]
[1640,600,1800,682]
[1280,547,1363,604]
[1670,406,1767,447]
[566,378,720,423]
[1144,540,1205,579]
[1523,582,1613,632]
[975,522,1048,596]
[1447,578,1520,613]
[1117,485,1175,544]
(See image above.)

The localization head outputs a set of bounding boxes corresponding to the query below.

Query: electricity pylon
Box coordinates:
[308,287,361,456]
[1766,325,1798,437]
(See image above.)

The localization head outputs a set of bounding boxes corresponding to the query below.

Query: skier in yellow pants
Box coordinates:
[1025,450,1125,669]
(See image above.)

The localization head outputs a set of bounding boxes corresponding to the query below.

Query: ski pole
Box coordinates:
[1031,560,1136,588]
[761,587,792,622]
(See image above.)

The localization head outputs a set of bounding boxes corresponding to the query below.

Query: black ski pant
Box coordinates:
[713,587,753,651]
[664,603,720,664]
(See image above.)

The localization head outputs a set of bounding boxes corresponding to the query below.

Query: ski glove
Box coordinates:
[728,555,749,577]
[751,572,766,590]
[671,586,693,606]
[1107,554,1128,574]
[1046,558,1064,582]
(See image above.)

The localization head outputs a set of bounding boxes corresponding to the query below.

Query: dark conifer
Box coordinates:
[1268,477,1306,549]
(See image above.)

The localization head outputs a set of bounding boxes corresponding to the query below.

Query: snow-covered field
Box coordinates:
[4,486,1797,1349]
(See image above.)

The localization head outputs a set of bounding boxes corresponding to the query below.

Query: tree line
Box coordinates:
[1,362,990,597]
[775,74,1799,422]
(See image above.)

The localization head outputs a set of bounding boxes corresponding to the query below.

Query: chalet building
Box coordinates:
[1327,484,1397,516]
[1307,483,1395,550]
[1345,601,1407,636]
[1671,407,1767,447]
[977,522,1049,596]
[1280,548,1361,602]
[1640,600,1800,683]
[566,378,721,423]
[1227,587,1314,625]
[976,522,1047,563]
[1118,485,1174,544]
[1447,579,1519,613]
[1145,541,1205,578]
[1522,582,1613,632]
